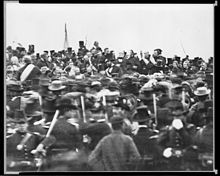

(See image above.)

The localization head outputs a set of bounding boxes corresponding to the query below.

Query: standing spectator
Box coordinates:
[16,55,41,83]
[88,115,141,171]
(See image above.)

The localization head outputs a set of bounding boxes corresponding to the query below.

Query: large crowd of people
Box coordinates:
[5,41,214,172]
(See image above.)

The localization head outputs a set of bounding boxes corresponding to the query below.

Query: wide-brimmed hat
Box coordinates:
[48,80,66,91]
[194,87,211,96]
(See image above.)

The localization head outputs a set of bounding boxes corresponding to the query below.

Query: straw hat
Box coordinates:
[48,80,66,91]
[194,87,211,96]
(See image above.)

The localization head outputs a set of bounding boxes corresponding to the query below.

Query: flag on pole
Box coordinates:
[64,23,69,50]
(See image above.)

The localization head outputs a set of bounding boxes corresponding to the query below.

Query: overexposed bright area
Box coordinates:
[5,2,214,60]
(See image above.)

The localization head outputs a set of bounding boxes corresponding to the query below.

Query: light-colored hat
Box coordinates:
[48,80,66,91]
[194,86,211,96]
[91,81,101,87]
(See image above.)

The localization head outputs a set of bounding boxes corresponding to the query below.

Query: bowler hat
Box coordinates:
[48,80,66,91]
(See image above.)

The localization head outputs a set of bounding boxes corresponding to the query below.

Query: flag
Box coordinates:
[64,23,69,50]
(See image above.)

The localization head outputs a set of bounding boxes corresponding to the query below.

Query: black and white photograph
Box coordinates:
[4,2,215,174]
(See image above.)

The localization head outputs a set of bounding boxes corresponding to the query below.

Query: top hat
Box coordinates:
[48,80,66,91]
[42,94,57,113]
[11,109,27,123]
[79,41,84,45]
[194,87,211,96]
[56,97,78,110]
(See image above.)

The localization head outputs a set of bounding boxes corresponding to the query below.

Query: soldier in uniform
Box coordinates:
[186,87,211,127]
[132,105,160,170]
[6,110,55,172]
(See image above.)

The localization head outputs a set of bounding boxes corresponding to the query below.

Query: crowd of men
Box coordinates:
[5,41,214,172]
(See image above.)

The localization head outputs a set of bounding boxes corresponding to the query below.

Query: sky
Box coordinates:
[5,3,214,60]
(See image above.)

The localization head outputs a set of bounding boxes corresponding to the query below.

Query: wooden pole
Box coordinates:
[81,96,86,123]
[46,110,59,137]
[153,94,157,126]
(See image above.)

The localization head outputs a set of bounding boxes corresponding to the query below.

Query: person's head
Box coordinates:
[173,60,179,68]
[183,60,190,69]
[153,49,162,57]
[86,52,92,58]
[144,52,151,59]
[17,121,28,132]
[104,48,109,54]
[94,41,99,47]
[110,116,124,130]
[23,55,32,64]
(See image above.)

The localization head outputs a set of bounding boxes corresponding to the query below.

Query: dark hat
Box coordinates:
[42,95,57,113]
[7,82,24,92]
[100,77,112,87]
[40,78,50,86]
[108,81,119,91]
[44,51,49,54]
[110,115,124,124]
[24,99,41,116]
[163,99,186,116]
[133,105,151,122]
[11,109,27,123]
[79,41,84,46]
[154,48,162,54]
[56,97,78,110]
[67,47,72,52]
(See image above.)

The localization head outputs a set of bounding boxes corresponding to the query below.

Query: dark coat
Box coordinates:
[16,63,41,81]
[6,131,55,171]
[49,118,83,150]
[133,127,160,158]
[80,122,112,151]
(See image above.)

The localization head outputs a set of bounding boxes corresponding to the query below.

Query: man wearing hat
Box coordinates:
[45,97,84,155]
[186,87,212,127]
[16,55,41,83]
[78,41,89,60]
[48,80,66,100]
[6,109,56,172]
[88,115,141,171]
[132,105,160,170]
[80,118,112,151]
